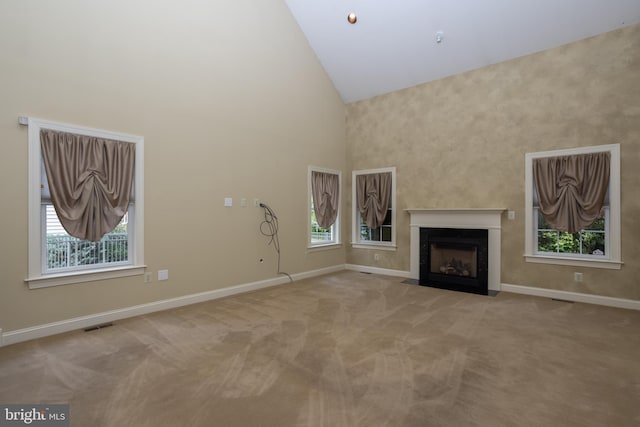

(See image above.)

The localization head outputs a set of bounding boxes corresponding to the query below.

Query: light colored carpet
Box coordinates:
[1,271,639,426]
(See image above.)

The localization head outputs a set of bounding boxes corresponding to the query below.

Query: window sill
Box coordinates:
[307,243,342,252]
[25,265,146,289]
[351,242,397,251]
[524,254,622,270]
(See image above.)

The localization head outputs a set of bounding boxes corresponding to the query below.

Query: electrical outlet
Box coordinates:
[374,253,380,261]
[144,272,152,283]
[508,210,515,220]
[254,198,260,207]
[574,272,583,283]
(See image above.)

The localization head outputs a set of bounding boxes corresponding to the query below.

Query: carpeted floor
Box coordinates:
[1,271,639,426]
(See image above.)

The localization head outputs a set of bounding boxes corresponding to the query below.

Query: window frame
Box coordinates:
[524,144,621,269]
[307,166,341,249]
[351,167,397,250]
[26,118,145,288]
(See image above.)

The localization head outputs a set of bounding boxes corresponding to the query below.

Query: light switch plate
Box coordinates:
[224,197,232,207]
[158,270,169,281]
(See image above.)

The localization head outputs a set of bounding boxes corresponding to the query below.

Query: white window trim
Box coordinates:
[25,117,145,288]
[308,166,341,249]
[524,144,621,270]
[351,167,397,250]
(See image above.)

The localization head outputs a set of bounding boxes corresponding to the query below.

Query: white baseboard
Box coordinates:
[345,264,411,278]
[501,283,640,311]
[1,265,345,347]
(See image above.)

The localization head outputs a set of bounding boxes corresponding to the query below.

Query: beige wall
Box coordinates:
[346,25,640,300]
[0,0,346,332]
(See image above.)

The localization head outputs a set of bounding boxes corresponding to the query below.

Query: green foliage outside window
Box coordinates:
[537,213,605,256]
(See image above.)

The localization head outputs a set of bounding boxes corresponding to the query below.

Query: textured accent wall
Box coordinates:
[346,25,640,300]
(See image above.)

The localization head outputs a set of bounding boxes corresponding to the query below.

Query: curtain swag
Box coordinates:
[40,128,135,242]
[533,152,610,233]
[356,172,391,229]
[311,171,339,229]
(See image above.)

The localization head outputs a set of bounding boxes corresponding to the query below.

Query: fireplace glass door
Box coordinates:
[429,243,478,278]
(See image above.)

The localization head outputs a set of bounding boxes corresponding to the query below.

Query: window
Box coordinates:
[26,118,145,288]
[352,167,396,249]
[524,144,621,269]
[308,166,341,247]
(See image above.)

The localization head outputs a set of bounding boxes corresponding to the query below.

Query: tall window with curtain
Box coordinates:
[40,129,135,272]
[352,167,396,247]
[533,152,609,257]
[27,118,145,288]
[524,144,621,269]
[309,167,341,247]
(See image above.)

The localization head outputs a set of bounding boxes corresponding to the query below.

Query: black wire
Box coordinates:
[259,203,293,282]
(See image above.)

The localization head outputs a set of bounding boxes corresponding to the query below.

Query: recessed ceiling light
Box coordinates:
[347,13,357,24]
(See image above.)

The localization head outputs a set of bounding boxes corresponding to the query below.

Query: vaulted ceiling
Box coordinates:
[285,0,640,103]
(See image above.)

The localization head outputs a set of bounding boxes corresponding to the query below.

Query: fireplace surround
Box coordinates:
[406,209,505,293]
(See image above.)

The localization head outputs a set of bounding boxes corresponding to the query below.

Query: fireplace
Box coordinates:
[420,228,488,295]
[406,208,505,293]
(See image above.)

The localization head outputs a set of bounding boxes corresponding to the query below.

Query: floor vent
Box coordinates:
[84,322,114,332]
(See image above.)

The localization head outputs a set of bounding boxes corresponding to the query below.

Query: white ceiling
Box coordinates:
[285,0,640,103]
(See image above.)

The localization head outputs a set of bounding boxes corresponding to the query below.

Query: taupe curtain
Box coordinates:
[533,152,609,233]
[356,172,391,229]
[40,129,135,242]
[311,171,339,228]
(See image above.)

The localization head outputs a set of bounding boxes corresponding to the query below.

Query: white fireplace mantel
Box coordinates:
[406,208,506,292]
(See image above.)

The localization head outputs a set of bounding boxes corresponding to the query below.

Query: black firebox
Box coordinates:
[419,228,488,295]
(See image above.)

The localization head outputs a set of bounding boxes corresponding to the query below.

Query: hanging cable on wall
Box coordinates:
[259,202,293,282]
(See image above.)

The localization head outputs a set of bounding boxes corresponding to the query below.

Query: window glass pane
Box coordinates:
[360,221,369,240]
[382,209,392,226]
[584,217,605,231]
[557,232,581,254]
[311,226,332,242]
[538,230,558,253]
[538,212,552,229]
[46,205,129,271]
[369,227,381,241]
[381,226,391,242]
[310,199,333,243]
[581,231,605,255]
